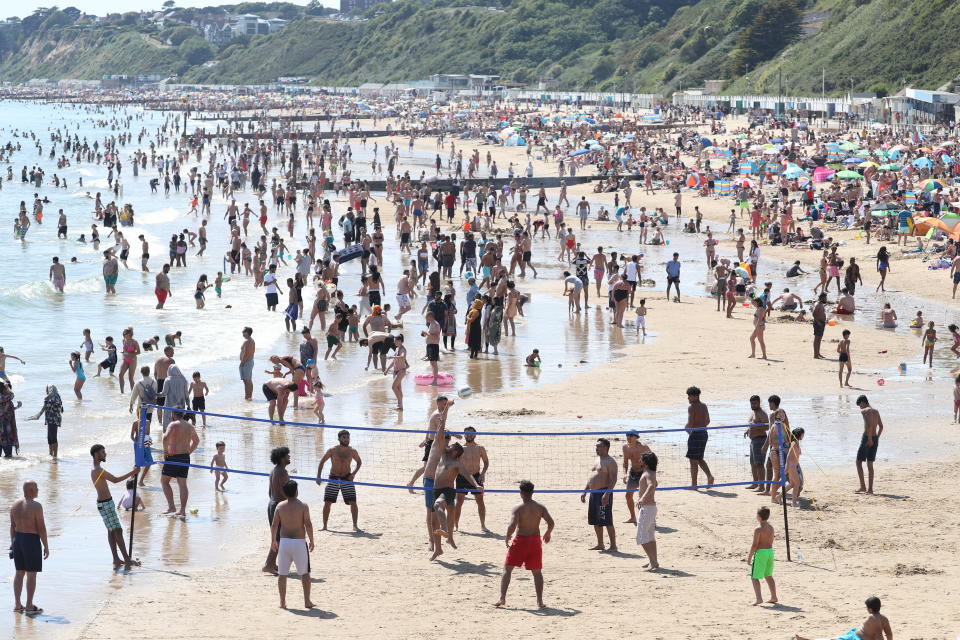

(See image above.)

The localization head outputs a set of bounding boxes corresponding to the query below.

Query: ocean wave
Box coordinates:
[136,207,183,225]
[0,275,103,301]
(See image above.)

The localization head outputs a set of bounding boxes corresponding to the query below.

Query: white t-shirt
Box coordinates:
[264,272,278,294]
[625,262,639,281]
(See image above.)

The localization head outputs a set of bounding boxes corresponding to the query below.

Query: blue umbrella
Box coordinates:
[701,137,713,147]
[771,137,784,143]
[570,149,590,156]
[843,157,865,164]
[912,157,933,168]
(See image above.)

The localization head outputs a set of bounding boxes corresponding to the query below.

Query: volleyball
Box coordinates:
[457,386,473,399]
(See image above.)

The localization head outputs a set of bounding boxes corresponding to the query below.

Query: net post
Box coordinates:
[129,406,148,559]
[776,421,791,562]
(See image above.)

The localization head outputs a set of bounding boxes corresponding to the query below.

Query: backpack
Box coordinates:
[139,380,158,405]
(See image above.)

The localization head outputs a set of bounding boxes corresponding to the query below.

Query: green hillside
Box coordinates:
[0,0,958,97]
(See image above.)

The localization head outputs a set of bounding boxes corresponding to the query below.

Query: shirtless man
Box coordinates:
[684,386,714,487]
[453,426,489,532]
[761,395,790,498]
[160,412,199,517]
[581,438,618,552]
[153,346,175,424]
[270,480,316,610]
[494,480,554,609]
[317,430,362,531]
[49,257,66,293]
[395,270,413,321]
[813,293,828,358]
[795,596,893,640]
[745,395,769,491]
[635,451,659,570]
[155,263,172,309]
[10,481,49,615]
[591,247,606,297]
[431,440,483,559]
[263,378,298,423]
[239,327,255,401]
[855,395,884,495]
[89,444,139,568]
[622,430,652,524]
[263,446,290,575]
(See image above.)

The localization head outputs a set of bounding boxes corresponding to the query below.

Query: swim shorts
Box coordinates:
[162,453,190,479]
[277,538,310,577]
[262,383,278,402]
[751,547,775,579]
[97,497,122,531]
[750,436,766,466]
[587,491,612,526]
[504,534,542,570]
[636,505,657,545]
[12,532,43,572]
[455,472,483,495]
[422,477,435,510]
[626,470,643,491]
[239,360,254,381]
[324,475,357,504]
[426,344,440,362]
[685,429,709,460]
[856,434,879,462]
[433,485,456,505]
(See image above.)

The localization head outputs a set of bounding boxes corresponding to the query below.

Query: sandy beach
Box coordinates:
[3,100,959,640]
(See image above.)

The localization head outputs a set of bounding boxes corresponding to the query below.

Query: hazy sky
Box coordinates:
[4,0,338,20]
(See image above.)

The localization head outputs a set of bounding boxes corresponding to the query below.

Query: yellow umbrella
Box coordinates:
[858,161,879,168]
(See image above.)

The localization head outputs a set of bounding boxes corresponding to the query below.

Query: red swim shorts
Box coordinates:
[155,288,168,304]
[505,534,542,570]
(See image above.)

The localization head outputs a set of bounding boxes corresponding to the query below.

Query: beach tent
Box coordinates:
[813,166,835,182]
[504,134,526,146]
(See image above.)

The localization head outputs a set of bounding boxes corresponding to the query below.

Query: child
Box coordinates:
[312,379,326,424]
[69,351,85,399]
[347,306,360,342]
[325,321,342,361]
[525,349,541,367]
[214,272,230,298]
[949,324,960,357]
[837,329,852,387]
[81,328,94,362]
[922,321,936,368]
[783,428,805,507]
[95,336,117,377]
[119,479,145,511]
[910,310,924,328]
[142,335,160,351]
[188,371,209,427]
[165,331,183,347]
[746,506,778,606]
[210,441,227,492]
[635,299,647,336]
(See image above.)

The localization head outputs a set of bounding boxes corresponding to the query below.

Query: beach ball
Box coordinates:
[457,386,473,399]
[876,378,885,386]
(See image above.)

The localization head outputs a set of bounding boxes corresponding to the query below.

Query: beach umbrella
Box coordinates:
[870,209,895,217]
[701,137,713,147]
[870,202,897,211]
[859,161,879,168]
[912,157,933,169]
[836,170,863,179]
[920,178,947,191]
[771,137,784,143]
[783,166,806,179]
[842,157,865,164]
[570,149,590,156]
[890,144,909,152]
[879,163,901,171]
[839,142,859,151]
[813,166,835,182]
[748,144,765,152]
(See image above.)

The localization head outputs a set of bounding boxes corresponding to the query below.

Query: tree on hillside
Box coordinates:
[179,36,214,65]
[728,0,800,77]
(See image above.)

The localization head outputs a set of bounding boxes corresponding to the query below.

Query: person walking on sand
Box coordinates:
[10,481,49,616]
[317,430,362,532]
[684,386,714,487]
[270,480,316,610]
[748,296,768,359]
[838,329,853,386]
[581,438,618,552]
[90,444,139,568]
[794,596,892,640]
[160,411,199,518]
[855,395,883,495]
[746,506,778,606]
[494,480,554,609]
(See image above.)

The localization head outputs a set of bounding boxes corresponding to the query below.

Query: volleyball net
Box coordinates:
[133,405,789,495]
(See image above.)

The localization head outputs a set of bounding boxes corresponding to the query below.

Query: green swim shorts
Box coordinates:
[751,547,774,579]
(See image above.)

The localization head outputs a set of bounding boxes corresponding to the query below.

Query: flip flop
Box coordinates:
[24,606,43,616]
[13,606,24,613]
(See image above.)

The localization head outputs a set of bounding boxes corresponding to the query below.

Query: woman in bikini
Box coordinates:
[118,327,139,394]
[383,335,408,410]
[875,246,891,292]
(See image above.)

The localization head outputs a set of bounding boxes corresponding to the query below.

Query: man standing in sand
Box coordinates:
[10,481,49,616]
[685,386,714,487]
[494,480,554,609]
[795,596,892,640]
[635,451,659,570]
[317,430,362,531]
[746,395,769,491]
[622,430,651,524]
[270,480,315,610]
[239,327,255,401]
[263,446,290,575]
[155,263,171,309]
[454,426,489,532]
[855,395,883,495]
[581,438,618,552]
[431,440,483,559]
[161,411,199,518]
[90,444,139,568]
[812,293,827,359]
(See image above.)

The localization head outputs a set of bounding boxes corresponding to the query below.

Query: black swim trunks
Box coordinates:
[12,532,42,573]
[433,485,457,505]
[587,491,612,526]
[455,472,483,495]
[162,452,190,479]
[750,435,766,466]
[262,383,278,402]
[426,344,440,362]
[856,434,879,462]
[685,429,709,461]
